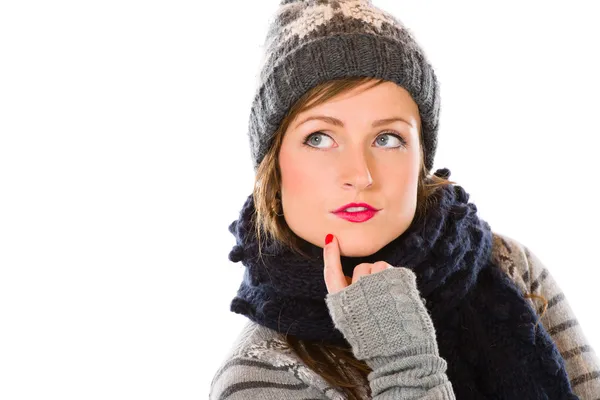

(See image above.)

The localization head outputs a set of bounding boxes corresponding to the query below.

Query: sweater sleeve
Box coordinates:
[521,245,600,399]
[209,355,334,400]
[325,266,456,400]
[209,321,340,400]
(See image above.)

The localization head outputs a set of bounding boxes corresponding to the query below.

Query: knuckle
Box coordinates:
[355,263,370,272]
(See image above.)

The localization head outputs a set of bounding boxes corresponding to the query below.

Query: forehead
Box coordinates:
[299,81,419,122]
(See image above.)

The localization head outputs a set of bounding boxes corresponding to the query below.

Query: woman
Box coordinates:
[210,1,599,399]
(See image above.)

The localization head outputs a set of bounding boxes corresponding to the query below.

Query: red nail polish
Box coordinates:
[325,234,333,245]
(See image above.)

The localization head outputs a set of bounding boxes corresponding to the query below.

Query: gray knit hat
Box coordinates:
[248,0,441,173]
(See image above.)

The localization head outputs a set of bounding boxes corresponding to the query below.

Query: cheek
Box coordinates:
[280,150,327,196]
[384,156,420,201]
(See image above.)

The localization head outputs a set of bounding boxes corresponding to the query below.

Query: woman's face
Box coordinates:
[278,80,422,257]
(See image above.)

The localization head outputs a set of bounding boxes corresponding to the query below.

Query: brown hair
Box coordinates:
[250,76,546,399]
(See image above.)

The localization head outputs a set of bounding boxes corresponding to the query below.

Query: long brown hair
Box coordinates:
[250,76,546,399]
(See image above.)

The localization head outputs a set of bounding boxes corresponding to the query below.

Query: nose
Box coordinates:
[341,147,374,191]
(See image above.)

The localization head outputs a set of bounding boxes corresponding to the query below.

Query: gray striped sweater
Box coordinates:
[210,233,599,399]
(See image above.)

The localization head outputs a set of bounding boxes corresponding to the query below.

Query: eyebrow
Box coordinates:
[293,115,414,130]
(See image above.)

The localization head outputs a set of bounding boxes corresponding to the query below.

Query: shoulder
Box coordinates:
[489,231,532,292]
[490,231,563,312]
[490,233,600,396]
[209,321,345,400]
[489,231,549,314]
[490,231,550,287]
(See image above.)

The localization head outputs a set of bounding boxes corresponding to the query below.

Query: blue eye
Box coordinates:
[302,132,407,150]
[374,133,407,148]
[303,132,334,148]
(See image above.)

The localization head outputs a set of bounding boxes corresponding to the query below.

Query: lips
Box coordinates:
[334,209,379,222]
[331,202,380,223]
[332,202,378,213]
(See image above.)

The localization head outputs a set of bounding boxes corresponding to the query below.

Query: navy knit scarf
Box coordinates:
[227,168,578,399]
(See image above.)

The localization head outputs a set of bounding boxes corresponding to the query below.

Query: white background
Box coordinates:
[1,1,598,399]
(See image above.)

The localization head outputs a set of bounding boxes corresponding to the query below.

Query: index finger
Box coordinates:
[323,234,347,294]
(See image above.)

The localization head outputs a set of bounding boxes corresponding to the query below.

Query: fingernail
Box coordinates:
[325,234,333,245]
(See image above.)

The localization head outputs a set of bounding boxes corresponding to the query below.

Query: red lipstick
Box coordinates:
[331,202,380,223]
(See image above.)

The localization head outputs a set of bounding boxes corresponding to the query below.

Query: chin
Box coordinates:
[338,236,384,258]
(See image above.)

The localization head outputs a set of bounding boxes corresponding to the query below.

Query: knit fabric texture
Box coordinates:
[211,233,600,399]
[227,168,579,398]
[213,266,456,399]
[247,0,441,173]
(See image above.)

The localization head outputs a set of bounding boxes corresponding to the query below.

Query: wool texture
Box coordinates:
[227,168,579,399]
[247,0,441,173]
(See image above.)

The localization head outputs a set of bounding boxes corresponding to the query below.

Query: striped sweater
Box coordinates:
[491,233,600,398]
[210,233,600,399]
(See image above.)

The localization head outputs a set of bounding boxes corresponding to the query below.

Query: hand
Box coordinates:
[323,233,393,295]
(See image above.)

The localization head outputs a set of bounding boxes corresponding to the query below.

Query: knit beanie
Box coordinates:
[246,0,441,173]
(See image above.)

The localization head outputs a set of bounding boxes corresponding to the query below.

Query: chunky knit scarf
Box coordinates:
[227,169,578,399]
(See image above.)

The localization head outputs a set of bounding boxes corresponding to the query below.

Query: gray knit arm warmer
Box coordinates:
[325,267,456,400]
